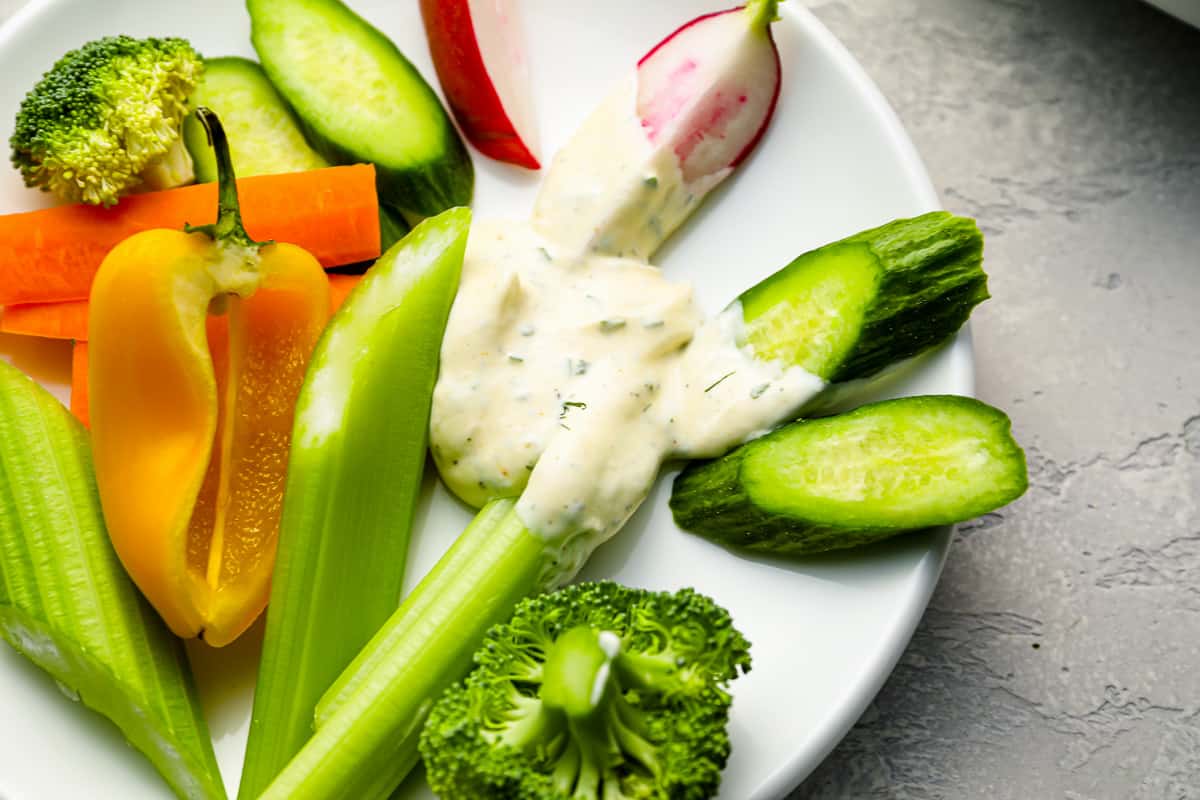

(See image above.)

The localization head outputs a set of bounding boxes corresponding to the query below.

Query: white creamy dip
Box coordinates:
[430,73,824,586]
[532,74,729,261]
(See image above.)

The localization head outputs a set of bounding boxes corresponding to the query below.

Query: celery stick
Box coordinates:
[260,499,549,799]
[0,361,225,800]
[237,208,469,799]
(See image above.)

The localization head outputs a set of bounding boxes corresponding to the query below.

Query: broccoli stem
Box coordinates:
[260,499,550,799]
[494,693,560,751]
[541,627,618,719]
[525,628,667,796]
[139,136,196,193]
[540,628,665,797]
[613,648,687,694]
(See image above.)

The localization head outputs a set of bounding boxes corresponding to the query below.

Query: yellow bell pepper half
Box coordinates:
[88,109,330,646]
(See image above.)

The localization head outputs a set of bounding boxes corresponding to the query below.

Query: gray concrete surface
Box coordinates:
[0,0,1195,797]
[792,1,1200,797]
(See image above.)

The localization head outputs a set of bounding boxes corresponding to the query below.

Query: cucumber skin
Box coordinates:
[0,362,225,799]
[669,396,1027,555]
[185,56,407,254]
[740,212,989,383]
[248,0,474,217]
[378,204,411,252]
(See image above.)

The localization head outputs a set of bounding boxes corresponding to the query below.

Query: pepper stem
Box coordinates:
[186,107,259,248]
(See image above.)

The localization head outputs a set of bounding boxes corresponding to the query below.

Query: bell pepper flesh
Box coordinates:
[186,259,330,646]
[88,109,330,645]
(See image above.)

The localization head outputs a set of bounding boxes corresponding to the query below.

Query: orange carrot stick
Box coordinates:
[328,274,361,313]
[1,299,88,340]
[71,341,89,428]
[0,165,380,306]
[1,276,364,342]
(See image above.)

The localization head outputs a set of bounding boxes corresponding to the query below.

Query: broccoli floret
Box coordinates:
[10,35,202,206]
[420,581,752,800]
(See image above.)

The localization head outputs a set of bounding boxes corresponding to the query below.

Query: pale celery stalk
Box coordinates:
[0,361,225,800]
[259,499,548,799]
[237,208,469,799]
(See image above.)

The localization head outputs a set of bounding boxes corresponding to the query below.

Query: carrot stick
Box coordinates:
[1,274,365,343]
[0,165,380,306]
[328,274,361,313]
[71,341,89,428]
[1,299,88,340]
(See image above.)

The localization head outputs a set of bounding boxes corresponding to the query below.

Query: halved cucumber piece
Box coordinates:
[182,56,408,252]
[738,212,987,383]
[670,395,1027,555]
[183,56,329,181]
[249,0,473,217]
[0,361,226,799]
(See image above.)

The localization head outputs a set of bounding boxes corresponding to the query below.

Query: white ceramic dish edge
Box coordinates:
[751,9,956,798]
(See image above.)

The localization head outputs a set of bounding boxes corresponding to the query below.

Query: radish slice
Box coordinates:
[637,1,781,183]
[421,0,541,169]
[533,1,782,259]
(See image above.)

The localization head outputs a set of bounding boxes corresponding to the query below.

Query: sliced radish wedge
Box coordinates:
[638,0,781,183]
[533,0,782,259]
[420,0,541,169]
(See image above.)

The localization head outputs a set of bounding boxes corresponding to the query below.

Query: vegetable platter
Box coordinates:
[0,1,1005,798]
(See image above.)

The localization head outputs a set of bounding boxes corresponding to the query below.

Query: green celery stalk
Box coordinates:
[260,499,548,799]
[237,208,469,799]
[0,361,225,800]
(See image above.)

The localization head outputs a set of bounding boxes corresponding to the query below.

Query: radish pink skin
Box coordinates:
[420,0,541,170]
[637,5,782,176]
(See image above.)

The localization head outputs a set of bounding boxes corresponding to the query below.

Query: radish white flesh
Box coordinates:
[533,0,781,259]
[421,0,541,169]
[638,0,781,182]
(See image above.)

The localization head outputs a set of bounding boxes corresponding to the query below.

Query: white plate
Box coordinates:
[0,2,972,798]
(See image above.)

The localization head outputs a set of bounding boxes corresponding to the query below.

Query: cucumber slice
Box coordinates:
[248,0,473,217]
[183,57,329,182]
[670,395,1027,555]
[0,362,225,799]
[237,208,469,799]
[182,57,408,253]
[738,212,987,383]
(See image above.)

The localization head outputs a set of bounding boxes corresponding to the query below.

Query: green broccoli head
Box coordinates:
[10,35,202,206]
[420,581,752,800]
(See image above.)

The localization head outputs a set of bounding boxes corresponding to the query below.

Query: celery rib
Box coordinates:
[238,209,469,799]
[260,500,549,799]
[0,361,225,800]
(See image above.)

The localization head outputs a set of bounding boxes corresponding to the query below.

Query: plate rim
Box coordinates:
[753,7,962,798]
